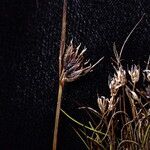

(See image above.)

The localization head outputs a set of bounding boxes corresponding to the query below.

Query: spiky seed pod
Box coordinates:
[61,40,104,82]
[128,65,140,84]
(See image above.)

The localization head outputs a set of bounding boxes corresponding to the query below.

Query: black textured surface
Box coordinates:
[0,0,150,150]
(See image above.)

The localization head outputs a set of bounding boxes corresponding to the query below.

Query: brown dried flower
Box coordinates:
[60,40,104,82]
[109,67,126,97]
[97,96,109,114]
[128,65,140,84]
[108,97,115,111]
[143,69,150,82]
[143,56,150,82]
[97,96,115,113]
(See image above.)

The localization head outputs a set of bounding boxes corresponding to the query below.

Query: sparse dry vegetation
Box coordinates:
[52,0,150,149]
[61,16,150,150]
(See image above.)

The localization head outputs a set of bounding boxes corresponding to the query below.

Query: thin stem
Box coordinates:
[119,14,145,60]
[61,109,106,136]
[53,0,67,148]
[142,124,150,148]
[110,143,113,150]
[52,81,64,150]
[59,0,67,76]
[111,120,115,150]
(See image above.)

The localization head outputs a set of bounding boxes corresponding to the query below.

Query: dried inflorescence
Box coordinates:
[66,15,150,150]
[97,96,116,113]
[97,96,109,114]
[60,40,104,82]
[128,65,140,84]
[143,56,150,82]
[143,70,150,82]
[109,66,126,97]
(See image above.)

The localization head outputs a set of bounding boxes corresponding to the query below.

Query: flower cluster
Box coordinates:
[109,66,126,97]
[143,56,150,82]
[61,40,104,82]
[97,96,115,113]
[128,65,140,84]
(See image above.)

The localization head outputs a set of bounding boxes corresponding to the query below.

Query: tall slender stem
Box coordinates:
[52,81,64,150]
[53,0,67,149]
[59,0,67,76]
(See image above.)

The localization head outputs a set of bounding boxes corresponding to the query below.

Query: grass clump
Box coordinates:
[61,15,150,150]
[52,0,149,149]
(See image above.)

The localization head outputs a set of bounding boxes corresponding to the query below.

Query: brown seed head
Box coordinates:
[109,67,126,96]
[97,96,109,114]
[61,40,104,82]
[128,65,140,84]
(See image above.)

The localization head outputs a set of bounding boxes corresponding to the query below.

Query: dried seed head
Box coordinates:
[143,56,150,82]
[97,96,115,112]
[108,97,115,111]
[97,96,108,114]
[128,65,140,84]
[143,70,150,82]
[61,40,104,82]
[109,67,126,97]
[109,78,119,97]
[115,67,126,87]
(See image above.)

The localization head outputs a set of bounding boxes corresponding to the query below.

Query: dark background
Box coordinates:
[0,0,150,150]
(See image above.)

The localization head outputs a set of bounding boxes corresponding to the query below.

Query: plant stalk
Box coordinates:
[53,0,67,149]
[59,0,67,76]
[52,81,64,150]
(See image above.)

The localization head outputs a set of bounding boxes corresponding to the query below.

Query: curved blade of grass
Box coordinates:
[117,140,140,150]
[78,107,101,118]
[121,119,135,140]
[142,124,150,147]
[89,121,100,142]
[119,14,145,60]
[102,111,129,142]
[61,109,106,136]
[79,129,106,150]
[73,127,90,150]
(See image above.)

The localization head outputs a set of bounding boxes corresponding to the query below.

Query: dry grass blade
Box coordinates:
[61,109,106,136]
[117,140,140,150]
[119,14,145,60]
[142,124,150,147]
[102,111,129,142]
[73,127,90,150]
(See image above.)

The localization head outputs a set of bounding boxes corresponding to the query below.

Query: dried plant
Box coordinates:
[60,40,104,83]
[52,0,103,149]
[62,14,150,150]
[97,96,109,114]
[128,65,140,84]
[143,56,150,82]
